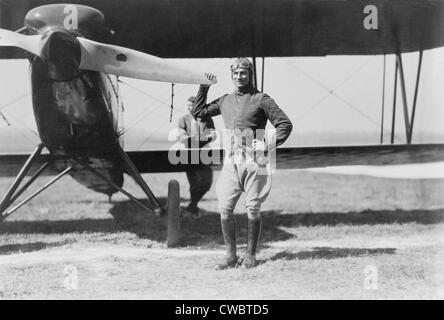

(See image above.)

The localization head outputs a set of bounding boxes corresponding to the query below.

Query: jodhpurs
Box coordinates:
[216,161,271,220]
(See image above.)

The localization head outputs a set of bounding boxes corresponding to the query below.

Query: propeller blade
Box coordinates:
[77,37,216,85]
[0,28,217,85]
[0,28,43,57]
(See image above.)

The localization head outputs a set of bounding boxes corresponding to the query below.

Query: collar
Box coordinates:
[234,84,255,96]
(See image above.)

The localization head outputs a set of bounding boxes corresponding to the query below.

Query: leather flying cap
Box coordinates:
[230,58,253,72]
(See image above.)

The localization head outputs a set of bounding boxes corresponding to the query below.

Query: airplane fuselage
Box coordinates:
[25,5,124,195]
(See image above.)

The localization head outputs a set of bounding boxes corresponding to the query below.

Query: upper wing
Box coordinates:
[1,0,443,58]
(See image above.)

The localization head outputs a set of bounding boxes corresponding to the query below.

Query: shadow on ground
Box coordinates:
[1,197,443,254]
[0,240,74,255]
[273,209,444,226]
[262,247,396,263]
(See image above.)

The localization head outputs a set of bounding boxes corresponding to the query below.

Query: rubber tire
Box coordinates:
[166,179,181,247]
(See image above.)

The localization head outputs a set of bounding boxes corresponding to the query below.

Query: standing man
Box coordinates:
[178,96,216,218]
[193,58,293,269]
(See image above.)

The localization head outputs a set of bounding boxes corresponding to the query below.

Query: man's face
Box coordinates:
[186,102,193,113]
[231,68,250,89]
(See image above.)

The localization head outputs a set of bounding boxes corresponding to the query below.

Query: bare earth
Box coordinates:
[0,169,444,299]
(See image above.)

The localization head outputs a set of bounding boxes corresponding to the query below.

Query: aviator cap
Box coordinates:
[230,58,254,72]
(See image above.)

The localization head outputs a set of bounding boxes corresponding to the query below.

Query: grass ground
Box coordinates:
[0,169,443,299]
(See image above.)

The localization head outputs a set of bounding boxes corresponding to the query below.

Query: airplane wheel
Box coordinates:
[166,179,181,247]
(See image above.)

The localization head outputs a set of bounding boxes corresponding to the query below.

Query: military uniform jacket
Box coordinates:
[192,85,292,147]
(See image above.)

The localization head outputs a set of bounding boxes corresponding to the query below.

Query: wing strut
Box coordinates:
[392,52,424,144]
[261,57,265,92]
[380,55,386,144]
[390,59,398,144]
[408,50,423,144]
[252,56,258,91]
[396,54,411,141]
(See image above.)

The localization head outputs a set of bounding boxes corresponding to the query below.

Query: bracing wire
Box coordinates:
[285,58,374,123]
[0,110,39,144]
[0,111,11,126]
[117,84,187,137]
[284,58,403,143]
[135,117,173,150]
[118,59,228,142]
[0,92,40,142]
[0,93,31,111]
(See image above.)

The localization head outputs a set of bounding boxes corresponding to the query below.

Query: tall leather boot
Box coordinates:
[216,217,238,270]
[242,217,262,269]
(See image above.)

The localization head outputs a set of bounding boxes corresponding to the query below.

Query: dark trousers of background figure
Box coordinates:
[186,164,213,206]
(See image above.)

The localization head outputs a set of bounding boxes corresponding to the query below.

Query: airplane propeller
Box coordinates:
[0,28,217,85]
[77,37,216,85]
[0,28,43,57]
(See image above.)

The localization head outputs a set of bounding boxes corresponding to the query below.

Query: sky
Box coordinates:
[1,47,444,152]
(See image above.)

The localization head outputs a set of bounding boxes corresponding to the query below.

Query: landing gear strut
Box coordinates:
[72,154,182,247]
[0,143,70,222]
[0,143,182,246]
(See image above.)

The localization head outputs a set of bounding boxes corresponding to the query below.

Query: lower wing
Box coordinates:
[1,144,444,177]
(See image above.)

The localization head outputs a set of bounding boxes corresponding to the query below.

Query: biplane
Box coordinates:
[1,0,444,246]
